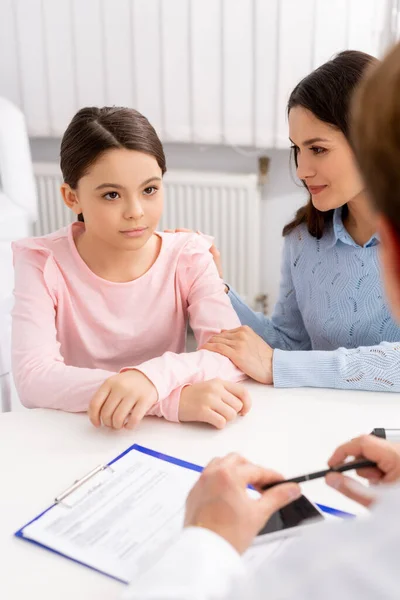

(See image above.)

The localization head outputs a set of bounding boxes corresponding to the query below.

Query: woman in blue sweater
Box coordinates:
[202,50,400,393]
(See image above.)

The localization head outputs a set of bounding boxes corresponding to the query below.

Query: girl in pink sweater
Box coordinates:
[12,107,249,430]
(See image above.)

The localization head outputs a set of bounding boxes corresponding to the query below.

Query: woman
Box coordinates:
[202,51,400,393]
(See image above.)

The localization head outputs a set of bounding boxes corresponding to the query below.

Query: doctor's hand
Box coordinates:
[326,434,400,508]
[88,370,158,430]
[201,326,274,384]
[184,454,301,554]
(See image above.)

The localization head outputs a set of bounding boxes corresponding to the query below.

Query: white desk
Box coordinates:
[1,382,399,599]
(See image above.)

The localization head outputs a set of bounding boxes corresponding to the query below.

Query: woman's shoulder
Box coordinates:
[282,222,312,252]
[283,221,334,253]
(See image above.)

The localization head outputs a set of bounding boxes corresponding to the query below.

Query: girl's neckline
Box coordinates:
[68,222,165,286]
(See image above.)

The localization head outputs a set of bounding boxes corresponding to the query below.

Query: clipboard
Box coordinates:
[14,443,354,583]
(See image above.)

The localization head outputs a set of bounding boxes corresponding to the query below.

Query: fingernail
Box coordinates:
[288,486,302,500]
[326,473,342,490]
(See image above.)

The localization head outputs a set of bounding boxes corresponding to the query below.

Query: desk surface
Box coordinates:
[1,382,399,600]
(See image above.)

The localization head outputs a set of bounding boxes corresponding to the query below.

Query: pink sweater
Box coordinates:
[11,224,244,421]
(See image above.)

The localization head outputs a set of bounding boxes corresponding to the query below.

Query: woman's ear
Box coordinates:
[60,183,82,216]
[377,214,400,322]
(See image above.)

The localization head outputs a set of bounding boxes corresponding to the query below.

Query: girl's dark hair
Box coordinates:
[60,106,167,222]
[283,50,376,238]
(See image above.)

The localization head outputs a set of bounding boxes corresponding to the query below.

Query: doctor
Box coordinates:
[126,42,400,600]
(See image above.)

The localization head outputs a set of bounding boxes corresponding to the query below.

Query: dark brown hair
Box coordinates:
[352,43,400,236]
[283,50,376,238]
[60,106,167,222]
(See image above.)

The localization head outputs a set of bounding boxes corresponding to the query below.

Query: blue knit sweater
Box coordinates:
[229,208,400,392]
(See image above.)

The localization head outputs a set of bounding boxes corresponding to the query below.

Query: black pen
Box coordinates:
[371,428,400,443]
[261,459,377,491]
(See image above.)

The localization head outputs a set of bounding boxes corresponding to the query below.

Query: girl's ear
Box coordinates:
[60,183,82,216]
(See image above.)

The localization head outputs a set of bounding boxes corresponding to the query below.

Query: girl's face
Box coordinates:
[288,106,365,211]
[62,148,163,251]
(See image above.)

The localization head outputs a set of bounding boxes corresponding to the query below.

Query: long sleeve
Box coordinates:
[11,254,183,414]
[124,527,245,600]
[273,341,400,391]
[12,236,243,415]
[125,486,400,600]
[131,237,245,422]
[12,248,115,411]
[228,239,312,351]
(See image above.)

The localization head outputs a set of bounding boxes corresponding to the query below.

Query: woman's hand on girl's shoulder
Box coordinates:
[178,379,251,429]
[88,370,158,430]
[164,228,223,278]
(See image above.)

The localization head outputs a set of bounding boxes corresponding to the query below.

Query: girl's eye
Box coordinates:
[310,146,326,155]
[103,191,120,200]
[143,186,158,196]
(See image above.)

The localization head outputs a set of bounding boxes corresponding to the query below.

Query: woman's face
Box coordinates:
[288,106,365,211]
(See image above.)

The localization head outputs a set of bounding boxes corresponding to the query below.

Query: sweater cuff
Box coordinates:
[124,526,244,600]
[160,384,190,422]
[120,370,188,423]
[121,363,166,401]
[273,349,337,388]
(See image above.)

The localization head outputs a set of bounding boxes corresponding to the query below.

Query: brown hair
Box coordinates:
[60,106,167,222]
[283,50,376,238]
[352,43,400,236]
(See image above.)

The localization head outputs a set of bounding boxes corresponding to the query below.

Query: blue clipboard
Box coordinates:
[15,443,354,583]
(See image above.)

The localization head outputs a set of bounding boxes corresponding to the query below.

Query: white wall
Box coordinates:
[0,0,388,143]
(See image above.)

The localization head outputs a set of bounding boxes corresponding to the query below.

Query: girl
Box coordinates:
[11,107,250,430]
[202,51,400,392]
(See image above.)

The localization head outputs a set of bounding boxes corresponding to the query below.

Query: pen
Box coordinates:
[261,459,377,491]
[371,428,400,443]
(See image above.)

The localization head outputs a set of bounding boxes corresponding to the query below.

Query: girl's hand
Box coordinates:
[88,370,158,430]
[164,228,223,278]
[326,434,400,507]
[178,379,251,429]
[201,326,274,384]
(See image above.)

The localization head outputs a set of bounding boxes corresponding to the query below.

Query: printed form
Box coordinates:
[20,450,292,582]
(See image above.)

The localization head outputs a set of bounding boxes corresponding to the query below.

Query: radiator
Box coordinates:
[33,163,260,306]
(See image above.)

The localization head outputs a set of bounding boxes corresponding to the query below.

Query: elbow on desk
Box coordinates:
[12,348,70,409]
[13,365,55,409]
[13,366,91,413]
[15,378,44,409]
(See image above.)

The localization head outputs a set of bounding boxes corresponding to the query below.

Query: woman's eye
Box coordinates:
[311,146,326,155]
[143,186,158,196]
[103,191,120,200]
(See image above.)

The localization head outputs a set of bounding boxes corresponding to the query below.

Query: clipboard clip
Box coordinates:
[55,464,113,506]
